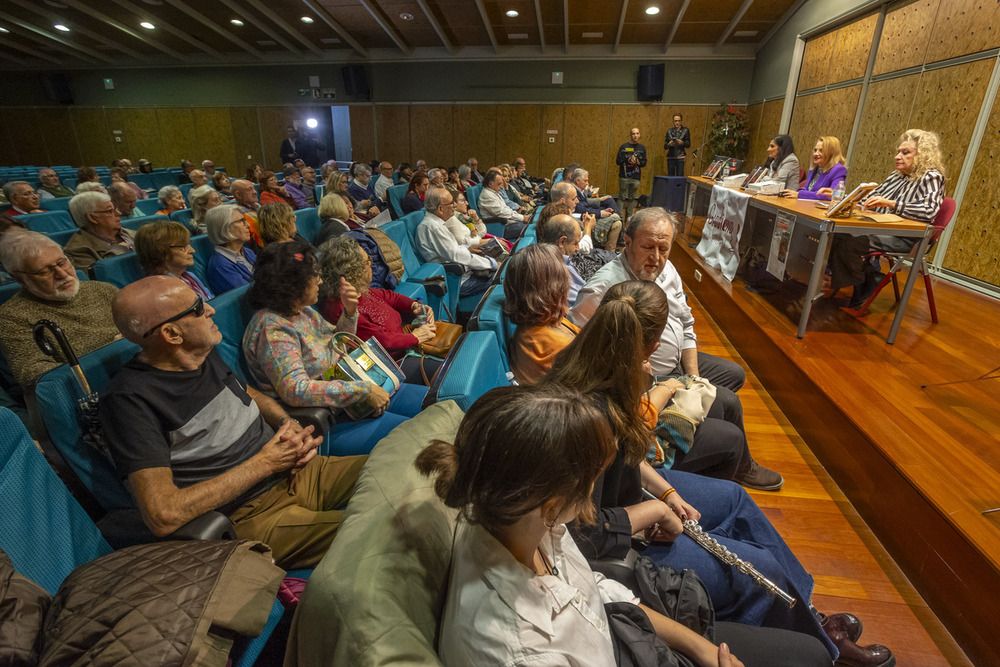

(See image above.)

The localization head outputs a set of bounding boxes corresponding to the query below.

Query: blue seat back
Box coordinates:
[423,332,509,412]
[33,338,142,511]
[465,183,483,211]
[135,198,162,216]
[92,252,143,288]
[0,408,112,595]
[40,197,72,211]
[21,210,75,233]
[294,207,321,244]
[169,208,194,229]
[209,285,253,383]
[121,213,168,233]
[48,228,77,246]
[381,215,425,279]
[386,184,407,219]
[150,172,178,191]
[129,173,153,190]
[467,284,511,370]
[178,183,194,202]
[191,233,214,283]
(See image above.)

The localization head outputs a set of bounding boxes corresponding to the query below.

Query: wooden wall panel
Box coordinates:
[745,102,764,163]
[654,105,710,176]
[155,109,198,170]
[925,0,1000,64]
[257,106,298,171]
[410,104,455,168]
[942,84,1000,284]
[453,104,496,170]
[788,93,825,172]
[538,104,565,183]
[873,0,940,75]
[6,109,49,168]
[605,104,660,195]
[820,84,862,156]
[103,109,135,164]
[107,108,158,166]
[193,107,237,173]
[829,13,879,84]
[749,99,784,168]
[230,107,262,176]
[562,105,612,191]
[496,104,541,174]
[909,58,994,196]
[35,108,82,168]
[71,109,114,168]
[799,30,837,91]
[374,105,411,167]
[846,75,918,188]
[348,105,375,165]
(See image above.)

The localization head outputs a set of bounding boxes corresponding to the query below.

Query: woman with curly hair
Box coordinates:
[830,128,946,307]
[242,242,426,456]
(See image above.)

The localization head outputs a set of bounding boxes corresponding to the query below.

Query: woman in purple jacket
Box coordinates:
[781,136,847,201]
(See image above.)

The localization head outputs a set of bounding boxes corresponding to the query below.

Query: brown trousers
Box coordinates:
[229,455,367,570]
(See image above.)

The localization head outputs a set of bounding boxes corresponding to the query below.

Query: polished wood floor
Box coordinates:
[688,296,972,666]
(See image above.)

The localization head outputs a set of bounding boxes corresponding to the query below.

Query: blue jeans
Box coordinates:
[324,383,427,457]
[641,470,838,660]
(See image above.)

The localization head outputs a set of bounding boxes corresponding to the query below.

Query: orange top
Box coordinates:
[510,318,580,386]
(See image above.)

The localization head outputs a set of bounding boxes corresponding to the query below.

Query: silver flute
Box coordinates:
[640,489,797,607]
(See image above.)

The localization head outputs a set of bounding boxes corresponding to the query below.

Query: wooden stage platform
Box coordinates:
[673,224,1000,666]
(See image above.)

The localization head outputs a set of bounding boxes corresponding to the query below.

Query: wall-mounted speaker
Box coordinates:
[41,73,74,105]
[637,64,664,102]
[342,65,369,99]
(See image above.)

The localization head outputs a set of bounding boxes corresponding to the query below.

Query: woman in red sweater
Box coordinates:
[317,235,444,383]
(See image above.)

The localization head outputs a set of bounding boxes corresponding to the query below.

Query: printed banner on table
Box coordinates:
[695,185,751,281]
[766,212,796,279]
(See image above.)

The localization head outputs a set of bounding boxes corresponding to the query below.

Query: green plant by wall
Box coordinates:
[707,102,750,160]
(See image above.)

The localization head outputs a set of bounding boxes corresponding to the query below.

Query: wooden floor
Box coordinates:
[688,296,972,666]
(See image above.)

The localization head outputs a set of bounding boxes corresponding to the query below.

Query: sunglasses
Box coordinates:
[142,296,205,338]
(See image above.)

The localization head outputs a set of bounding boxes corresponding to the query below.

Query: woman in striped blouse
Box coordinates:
[829,129,945,308]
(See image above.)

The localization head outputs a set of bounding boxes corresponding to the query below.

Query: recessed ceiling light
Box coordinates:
[53,24,70,32]
[733,30,758,37]
[140,21,155,29]
[230,19,244,26]
[506,10,519,18]
[581,31,603,38]
[399,13,414,21]
[300,16,314,23]
[508,33,528,39]
[645,6,660,15]
[0,27,8,33]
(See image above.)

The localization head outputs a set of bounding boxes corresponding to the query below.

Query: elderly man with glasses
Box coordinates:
[0,231,120,385]
[63,191,136,275]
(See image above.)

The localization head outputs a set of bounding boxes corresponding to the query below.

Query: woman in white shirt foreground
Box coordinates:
[416,384,831,667]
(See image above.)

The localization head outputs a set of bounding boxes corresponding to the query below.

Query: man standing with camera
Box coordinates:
[616,127,647,222]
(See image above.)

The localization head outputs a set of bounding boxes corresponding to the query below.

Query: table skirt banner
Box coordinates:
[695,185,751,281]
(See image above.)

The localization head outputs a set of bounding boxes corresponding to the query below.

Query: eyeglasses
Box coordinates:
[16,256,72,279]
[142,296,205,338]
[169,243,193,249]
[93,206,120,215]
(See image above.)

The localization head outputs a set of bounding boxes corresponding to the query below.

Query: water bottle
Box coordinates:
[415,298,428,326]
[831,179,845,206]
[722,164,731,179]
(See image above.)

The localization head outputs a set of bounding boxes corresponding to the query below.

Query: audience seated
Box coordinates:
[570,168,622,249]
[108,182,142,220]
[444,166,464,196]
[458,164,473,189]
[241,242,424,447]
[110,167,148,200]
[445,190,485,247]
[401,172,430,215]
[135,219,213,299]
[416,188,496,299]
[75,182,106,194]
[300,166,318,207]
[231,178,264,248]
[37,168,75,199]
[347,164,384,217]
[205,205,256,295]
[0,231,120,385]
[478,168,529,238]
[427,168,447,191]
[537,213,586,303]
[244,163,263,184]
[138,159,153,174]
[783,136,848,201]
[570,208,782,492]
[499,164,531,208]
[213,171,234,202]
[259,170,294,207]
[177,160,196,184]
[315,193,361,247]
[75,166,104,193]
[0,216,28,280]
[256,202,305,250]
[189,184,223,231]
[281,167,310,210]
[548,182,607,251]
[316,235,440,384]
[2,181,43,216]
[393,161,413,184]
[98,274,363,569]
[763,135,800,190]
[414,159,428,173]
[373,161,394,200]
[466,157,483,184]
[64,191,136,274]
[156,185,186,217]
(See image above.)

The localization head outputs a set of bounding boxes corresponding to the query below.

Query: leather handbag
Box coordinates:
[323,332,404,421]
[404,321,463,358]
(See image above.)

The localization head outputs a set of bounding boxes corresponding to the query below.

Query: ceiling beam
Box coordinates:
[0,39,61,65]
[161,0,263,60]
[358,0,411,55]
[563,0,569,54]
[9,0,152,63]
[756,0,808,52]
[533,0,545,52]
[214,0,302,57]
[663,0,691,53]
[613,0,629,54]
[0,49,28,66]
[473,0,498,54]
[0,15,109,63]
[243,0,324,57]
[60,0,192,63]
[300,0,367,57]
[715,0,756,49]
[105,0,222,58]
[415,0,455,54]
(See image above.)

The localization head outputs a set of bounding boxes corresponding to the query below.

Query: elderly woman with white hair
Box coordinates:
[204,204,256,295]
[189,184,223,232]
[63,191,136,274]
[156,185,186,217]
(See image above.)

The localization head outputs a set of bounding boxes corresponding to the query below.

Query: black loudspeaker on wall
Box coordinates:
[637,64,664,101]
[342,65,370,99]
[41,73,74,105]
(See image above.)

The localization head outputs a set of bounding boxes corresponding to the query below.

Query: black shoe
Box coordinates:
[830,630,895,667]
[820,612,863,643]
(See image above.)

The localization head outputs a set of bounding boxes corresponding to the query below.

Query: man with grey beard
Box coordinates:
[0,231,120,385]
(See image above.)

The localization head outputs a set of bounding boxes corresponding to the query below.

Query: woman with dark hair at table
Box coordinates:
[829,128,945,308]
[763,135,799,191]
[781,136,847,201]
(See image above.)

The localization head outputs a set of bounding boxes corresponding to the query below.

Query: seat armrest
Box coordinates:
[441,261,466,276]
[588,548,640,596]
[285,406,335,436]
[97,508,238,548]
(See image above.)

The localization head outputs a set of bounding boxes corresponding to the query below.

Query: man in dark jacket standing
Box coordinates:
[664,114,691,176]
[615,127,647,221]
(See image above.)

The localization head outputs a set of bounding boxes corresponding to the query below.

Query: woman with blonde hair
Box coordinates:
[781,136,847,200]
[829,128,946,307]
[256,202,299,246]
[189,184,222,231]
[315,192,362,246]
